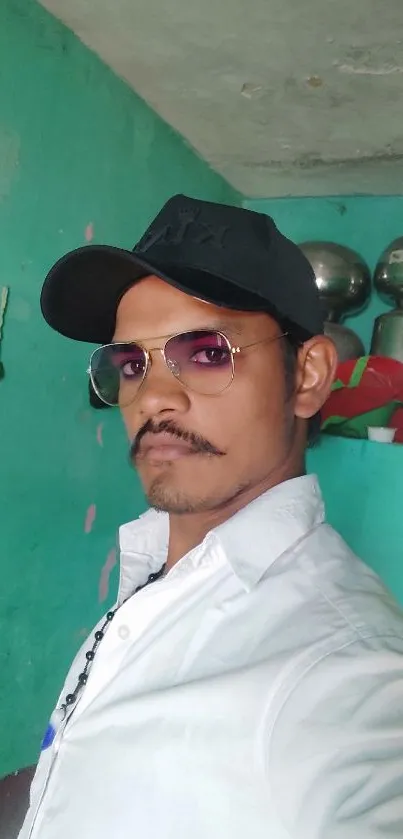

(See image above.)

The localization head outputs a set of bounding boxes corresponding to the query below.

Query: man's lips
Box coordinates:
[137,432,196,462]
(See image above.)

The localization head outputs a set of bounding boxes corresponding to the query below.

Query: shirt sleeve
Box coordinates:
[266,634,403,838]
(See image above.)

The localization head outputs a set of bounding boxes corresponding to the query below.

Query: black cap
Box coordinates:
[40,195,323,343]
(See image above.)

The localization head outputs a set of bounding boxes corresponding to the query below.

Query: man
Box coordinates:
[18,196,403,837]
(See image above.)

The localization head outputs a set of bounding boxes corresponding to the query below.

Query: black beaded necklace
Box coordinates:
[59,563,166,718]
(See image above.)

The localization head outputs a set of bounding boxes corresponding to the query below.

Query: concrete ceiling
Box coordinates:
[39,0,403,197]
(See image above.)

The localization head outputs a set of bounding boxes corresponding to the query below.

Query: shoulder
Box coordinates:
[296,521,403,640]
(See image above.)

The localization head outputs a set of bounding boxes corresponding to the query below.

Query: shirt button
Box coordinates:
[118,624,130,640]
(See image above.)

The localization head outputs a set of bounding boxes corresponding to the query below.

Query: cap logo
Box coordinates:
[136,207,229,254]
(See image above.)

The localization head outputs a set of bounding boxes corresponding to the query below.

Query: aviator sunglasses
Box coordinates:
[88,328,287,407]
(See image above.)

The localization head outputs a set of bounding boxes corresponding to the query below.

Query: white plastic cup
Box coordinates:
[367,426,396,443]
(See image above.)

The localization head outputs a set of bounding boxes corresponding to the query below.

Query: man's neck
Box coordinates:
[166,462,305,570]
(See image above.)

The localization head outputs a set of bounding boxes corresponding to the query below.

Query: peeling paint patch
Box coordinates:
[96,422,104,447]
[306,75,323,88]
[337,63,403,76]
[240,83,263,99]
[85,222,94,242]
[335,202,347,216]
[99,548,117,602]
[10,297,31,322]
[84,503,96,534]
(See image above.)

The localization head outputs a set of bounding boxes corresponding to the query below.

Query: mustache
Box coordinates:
[129,419,225,461]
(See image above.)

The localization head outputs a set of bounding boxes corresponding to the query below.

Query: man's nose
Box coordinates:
[122,350,190,420]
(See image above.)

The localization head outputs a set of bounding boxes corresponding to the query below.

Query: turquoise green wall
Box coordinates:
[245,197,403,606]
[0,0,240,776]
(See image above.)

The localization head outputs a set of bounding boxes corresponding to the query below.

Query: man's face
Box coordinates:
[113,276,329,514]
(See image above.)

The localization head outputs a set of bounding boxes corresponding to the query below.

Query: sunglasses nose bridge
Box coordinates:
[146,346,179,379]
[146,346,169,364]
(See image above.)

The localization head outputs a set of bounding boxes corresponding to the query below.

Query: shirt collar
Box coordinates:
[212,474,324,590]
[118,474,324,602]
[118,509,169,604]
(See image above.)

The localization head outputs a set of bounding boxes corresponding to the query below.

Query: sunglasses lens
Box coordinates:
[90,332,234,405]
[90,343,147,406]
[164,331,233,395]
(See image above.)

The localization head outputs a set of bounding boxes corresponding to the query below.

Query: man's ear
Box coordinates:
[294,336,338,420]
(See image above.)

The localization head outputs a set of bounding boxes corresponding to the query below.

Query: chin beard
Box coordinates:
[146,475,251,515]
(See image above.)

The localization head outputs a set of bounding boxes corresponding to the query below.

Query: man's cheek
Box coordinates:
[121,412,138,438]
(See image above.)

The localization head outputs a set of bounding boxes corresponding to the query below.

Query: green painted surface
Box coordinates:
[244,195,403,351]
[307,436,403,604]
[0,0,240,775]
[246,197,403,606]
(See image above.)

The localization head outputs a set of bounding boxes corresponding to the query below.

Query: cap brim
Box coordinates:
[41,245,179,343]
[41,244,274,344]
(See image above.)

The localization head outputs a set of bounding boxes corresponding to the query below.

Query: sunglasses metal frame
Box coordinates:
[87,328,288,407]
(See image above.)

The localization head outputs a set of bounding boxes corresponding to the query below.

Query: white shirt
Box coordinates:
[19,475,403,839]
